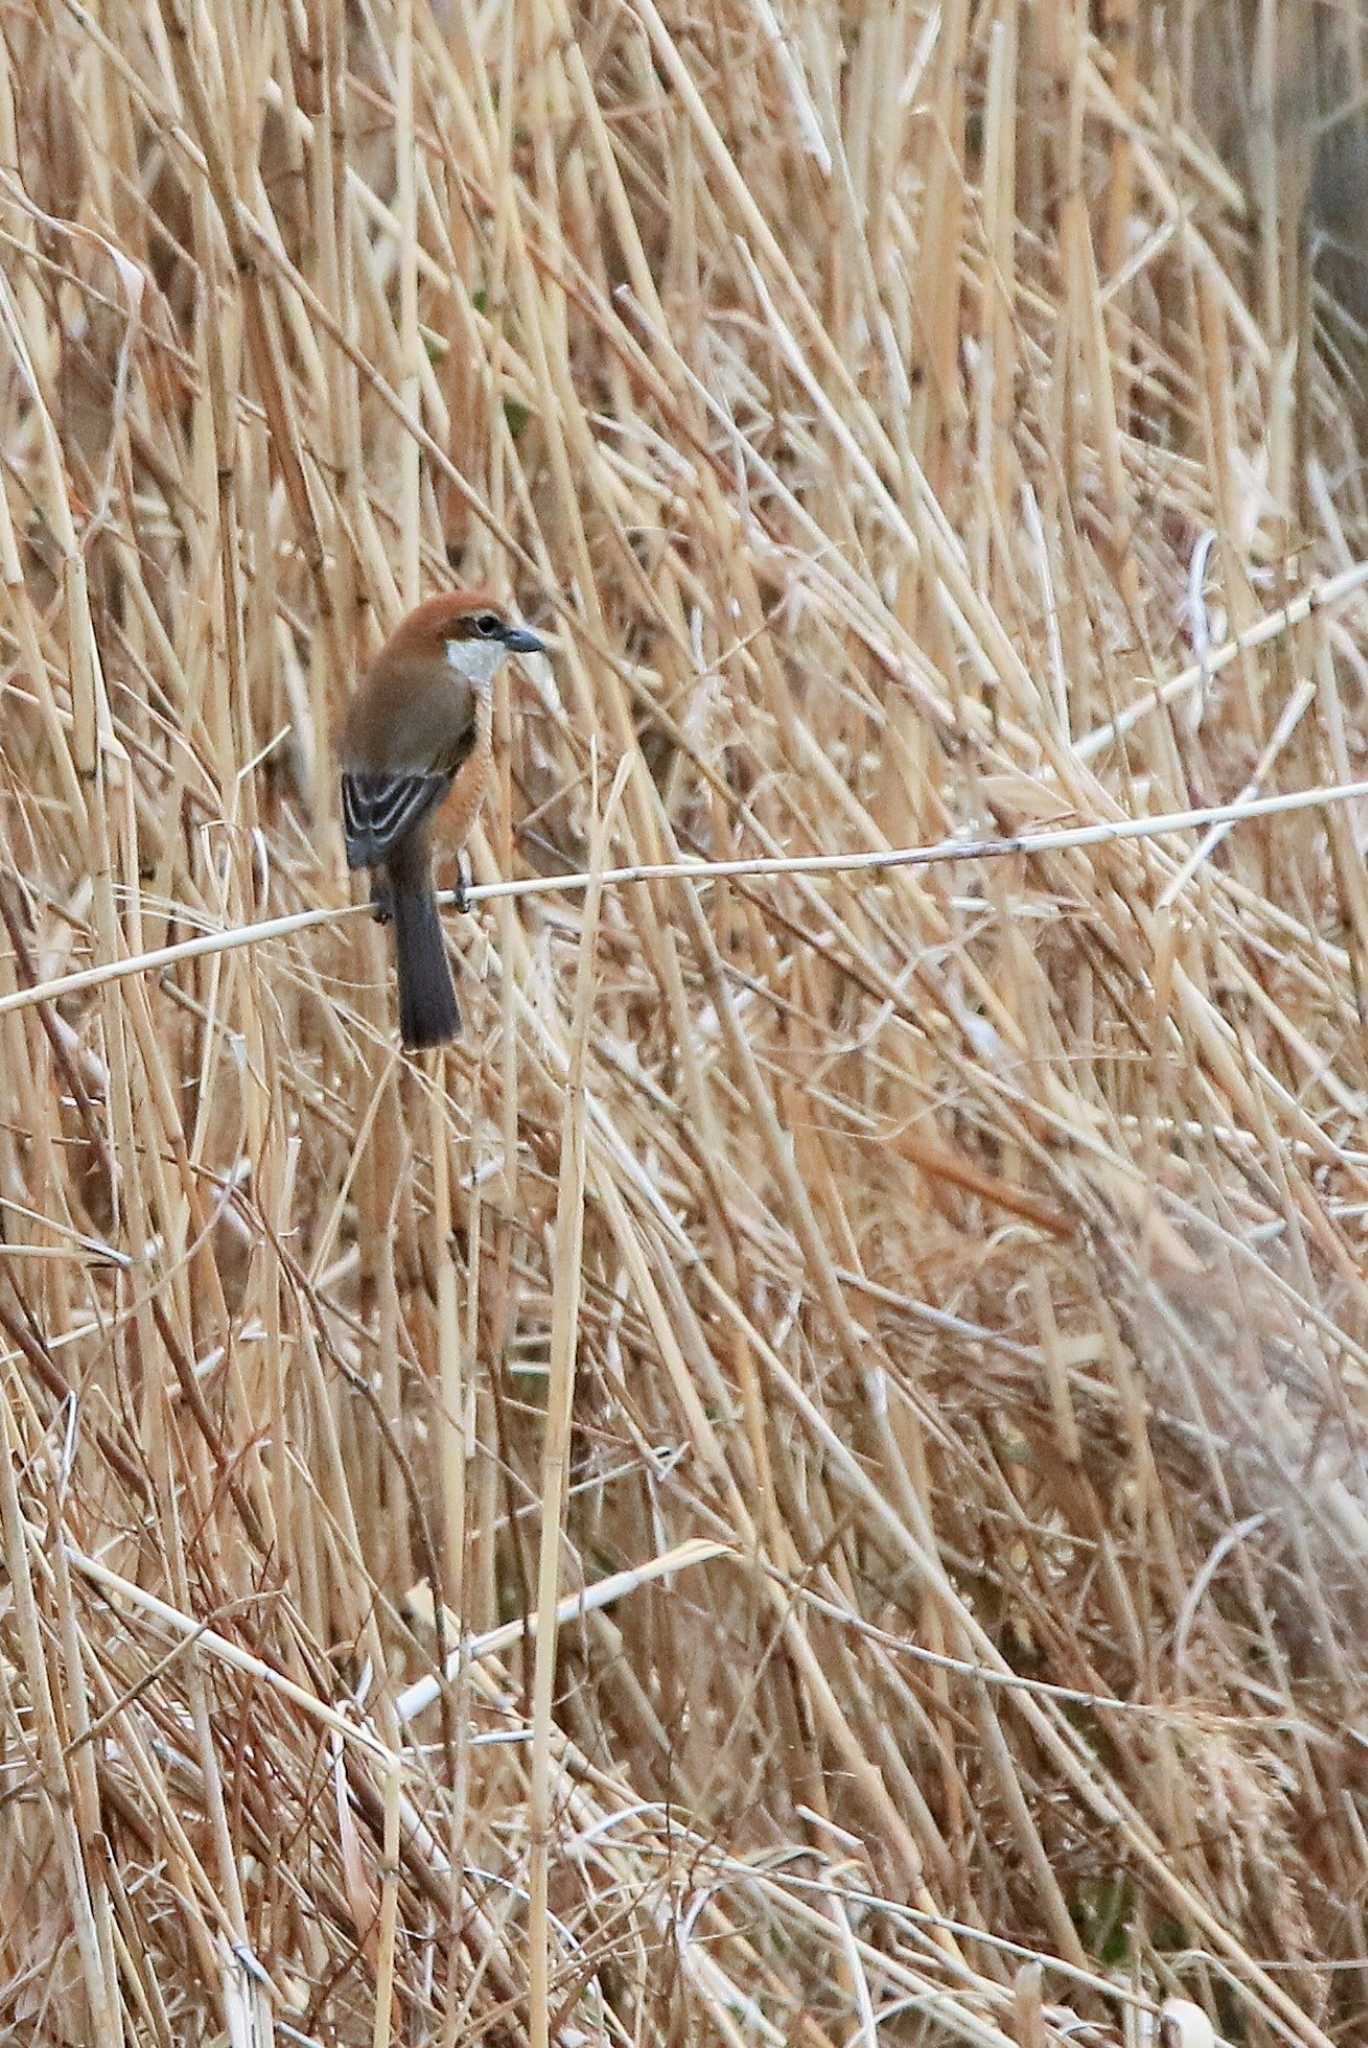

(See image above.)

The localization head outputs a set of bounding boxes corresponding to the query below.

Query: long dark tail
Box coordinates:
[385,846,460,1049]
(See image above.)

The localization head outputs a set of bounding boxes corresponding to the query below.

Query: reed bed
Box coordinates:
[2,0,1367,2042]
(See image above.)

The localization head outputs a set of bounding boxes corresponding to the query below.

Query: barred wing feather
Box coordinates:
[341,770,451,869]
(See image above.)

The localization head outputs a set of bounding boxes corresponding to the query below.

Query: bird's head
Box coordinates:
[388,589,545,692]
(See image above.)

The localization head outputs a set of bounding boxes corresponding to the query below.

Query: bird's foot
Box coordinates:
[370,877,393,925]
[451,854,471,915]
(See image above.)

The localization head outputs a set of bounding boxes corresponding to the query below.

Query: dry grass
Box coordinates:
[2,0,1368,2043]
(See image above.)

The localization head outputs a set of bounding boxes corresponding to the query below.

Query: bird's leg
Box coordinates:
[450,851,470,915]
[370,872,393,924]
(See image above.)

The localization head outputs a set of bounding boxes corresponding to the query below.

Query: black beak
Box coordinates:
[502,624,545,655]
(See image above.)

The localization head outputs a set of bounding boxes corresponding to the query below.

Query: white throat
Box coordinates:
[445,637,507,694]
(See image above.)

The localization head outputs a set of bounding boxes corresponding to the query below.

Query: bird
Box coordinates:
[339,590,544,1049]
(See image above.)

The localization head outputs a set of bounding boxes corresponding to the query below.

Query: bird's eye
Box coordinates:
[474,613,501,638]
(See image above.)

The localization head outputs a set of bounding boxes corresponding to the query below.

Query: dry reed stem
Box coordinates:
[2,3,1368,2047]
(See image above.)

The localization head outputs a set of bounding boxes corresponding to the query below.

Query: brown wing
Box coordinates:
[340,664,478,866]
[433,722,478,781]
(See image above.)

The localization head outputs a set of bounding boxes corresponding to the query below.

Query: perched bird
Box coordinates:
[340,590,544,1049]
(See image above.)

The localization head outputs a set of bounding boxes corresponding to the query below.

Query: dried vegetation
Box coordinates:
[1,0,1367,2044]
